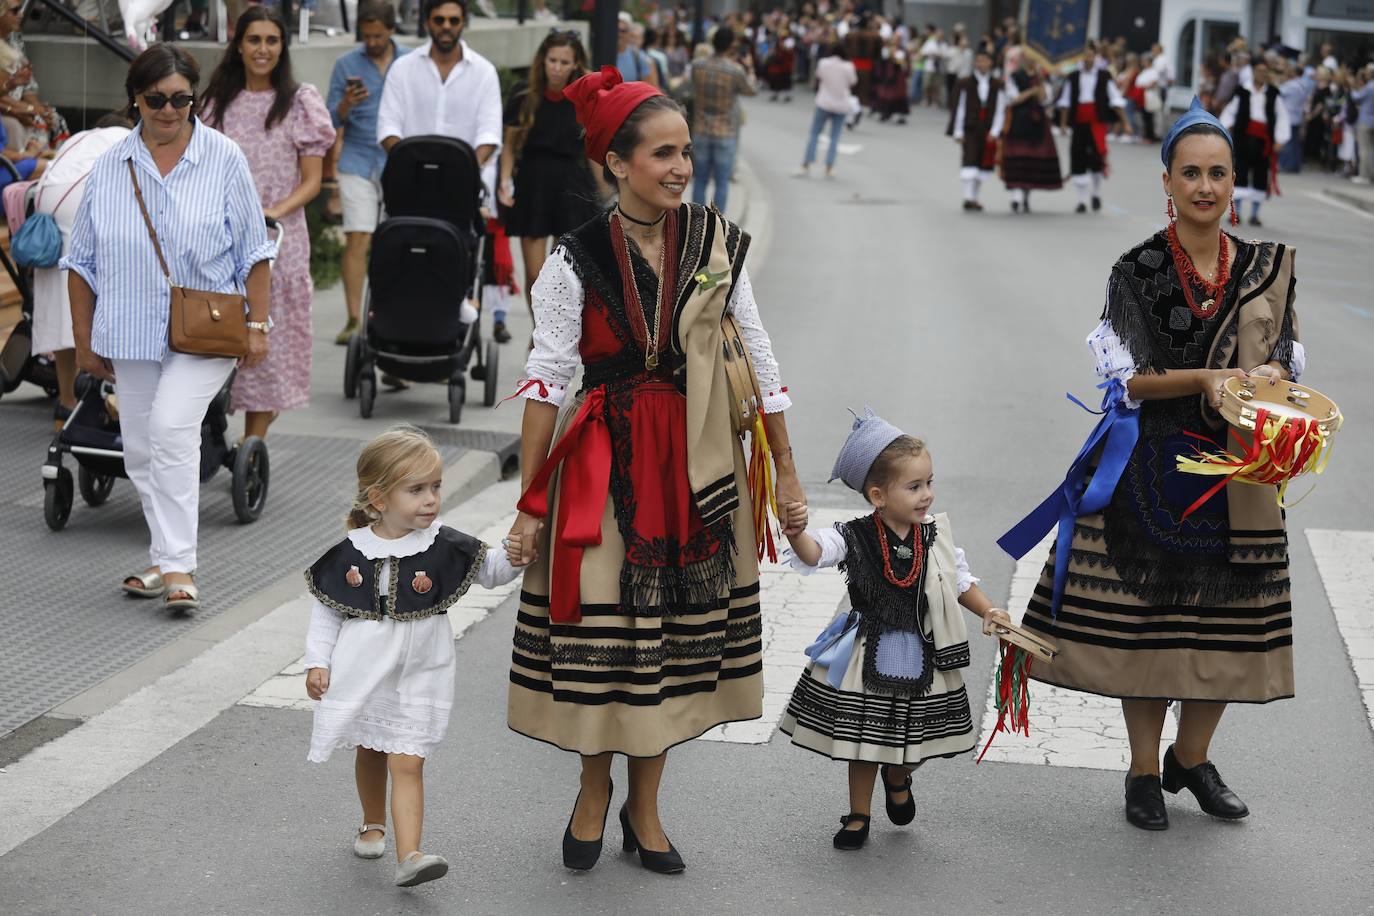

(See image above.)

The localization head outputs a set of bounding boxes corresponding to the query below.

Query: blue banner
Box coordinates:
[1025,0,1092,64]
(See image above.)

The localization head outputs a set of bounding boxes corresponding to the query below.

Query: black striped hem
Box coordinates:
[1022,615,1293,653]
[509,659,762,706]
[1030,584,1291,619]
[518,581,760,613]
[1027,604,1293,638]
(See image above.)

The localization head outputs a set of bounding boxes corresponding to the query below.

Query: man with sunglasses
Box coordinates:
[376,0,501,171]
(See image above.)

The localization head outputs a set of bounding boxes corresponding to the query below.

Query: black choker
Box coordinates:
[616,207,666,228]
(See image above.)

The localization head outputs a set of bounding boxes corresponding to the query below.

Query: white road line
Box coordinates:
[1306,530,1374,734]
[1305,190,1374,220]
[702,509,852,744]
[975,536,1177,770]
[0,479,522,859]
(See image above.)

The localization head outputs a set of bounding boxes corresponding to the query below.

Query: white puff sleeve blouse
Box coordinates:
[517,246,792,413]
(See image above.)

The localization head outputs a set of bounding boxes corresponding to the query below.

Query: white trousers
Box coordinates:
[112,352,236,573]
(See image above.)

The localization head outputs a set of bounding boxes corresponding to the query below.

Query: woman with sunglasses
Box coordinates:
[62,43,275,614]
[201,6,336,443]
[496,30,603,344]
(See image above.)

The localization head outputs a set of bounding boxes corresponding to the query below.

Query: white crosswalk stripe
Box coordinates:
[1305,530,1374,734]
[974,535,1177,770]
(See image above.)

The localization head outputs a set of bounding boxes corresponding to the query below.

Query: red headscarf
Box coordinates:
[563,65,663,166]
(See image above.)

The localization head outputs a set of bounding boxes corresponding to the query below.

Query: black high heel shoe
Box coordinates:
[562,778,613,871]
[619,804,685,874]
[1161,745,1249,820]
[833,813,871,850]
[880,765,916,826]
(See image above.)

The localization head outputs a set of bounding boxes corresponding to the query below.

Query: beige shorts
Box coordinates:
[338,172,383,234]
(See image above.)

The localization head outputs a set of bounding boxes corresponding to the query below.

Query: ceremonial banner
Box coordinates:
[1025,0,1091,64]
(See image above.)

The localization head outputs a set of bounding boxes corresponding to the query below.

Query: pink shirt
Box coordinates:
[814,56,858,115]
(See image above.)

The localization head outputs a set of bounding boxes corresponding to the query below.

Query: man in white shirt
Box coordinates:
[1056,42,1129,213]
[1220,57,1290,227]
[376,0,502,170]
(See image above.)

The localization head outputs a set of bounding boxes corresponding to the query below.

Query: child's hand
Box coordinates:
[306,667,330,700]
[781,500,809,534]
[982,607,1013,637]
[504,532,534,567]
[505,512,544,566]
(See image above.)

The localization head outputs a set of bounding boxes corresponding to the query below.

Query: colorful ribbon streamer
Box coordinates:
[747,411,779,562]
[976,642,1034,763]
[997,378,1140,618]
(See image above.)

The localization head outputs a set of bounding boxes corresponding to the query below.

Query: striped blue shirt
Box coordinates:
[61,118,274,361]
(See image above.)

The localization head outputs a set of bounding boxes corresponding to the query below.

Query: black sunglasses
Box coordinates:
[429,14,462,25]
[142,91,195,111]
[548,28,578,38]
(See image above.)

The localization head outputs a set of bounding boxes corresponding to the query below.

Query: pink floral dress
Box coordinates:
[206,85,335,412]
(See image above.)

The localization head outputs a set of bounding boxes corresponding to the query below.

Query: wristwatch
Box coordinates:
[246,321,270,334]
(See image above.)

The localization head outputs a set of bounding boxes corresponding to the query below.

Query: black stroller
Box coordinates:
[40,370,269,531]
[342,135,499,424]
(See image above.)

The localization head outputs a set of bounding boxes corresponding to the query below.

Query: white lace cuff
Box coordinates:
[1282,340,1307,381]
[953,546,980,595]
[1086,318,1142,409]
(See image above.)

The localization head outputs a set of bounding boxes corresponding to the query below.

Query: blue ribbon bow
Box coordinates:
[997,378,1140,617]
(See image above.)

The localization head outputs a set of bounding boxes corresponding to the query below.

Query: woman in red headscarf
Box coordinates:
[502,66,804,875]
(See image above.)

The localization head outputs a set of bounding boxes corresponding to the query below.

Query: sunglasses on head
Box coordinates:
[548,28,578,38]
[142,91,195,111]
[429,14,462,26]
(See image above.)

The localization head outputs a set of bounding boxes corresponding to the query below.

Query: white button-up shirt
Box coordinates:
[376,40,503,152]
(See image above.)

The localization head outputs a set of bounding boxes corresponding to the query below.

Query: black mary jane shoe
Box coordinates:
[1124,773,1169,831]
[619,804,685,874]
[880,765,916,826]
[562,778,613,871]
[833,813,871,850]
[1162,745,1250,820]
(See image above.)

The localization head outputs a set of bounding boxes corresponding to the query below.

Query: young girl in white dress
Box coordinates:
[303,426,521,887]
[778,410,1011,850]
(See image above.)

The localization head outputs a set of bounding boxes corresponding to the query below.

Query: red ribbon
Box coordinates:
[1177,407,1322,520]
[1075,103,1110,177]
[516,389,612,623]
[498,378,550,407]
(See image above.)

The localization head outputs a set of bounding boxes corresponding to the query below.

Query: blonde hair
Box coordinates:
[346,425,443,529]
[863,435,928,501]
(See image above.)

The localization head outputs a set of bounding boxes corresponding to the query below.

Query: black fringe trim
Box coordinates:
[837,517,937,634]
[618,534,737,618]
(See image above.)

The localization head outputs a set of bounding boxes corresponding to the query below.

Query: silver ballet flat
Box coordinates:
[354,823,386,859]
[394,851,449,887]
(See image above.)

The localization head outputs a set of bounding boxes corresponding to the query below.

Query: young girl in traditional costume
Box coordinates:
[302,426,521,887]
[778,410,1010,850]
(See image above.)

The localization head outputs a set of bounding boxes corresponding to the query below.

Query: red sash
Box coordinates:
[517,389,612,624]
[852,58,873,72]
[1245,119,1281,197]
[1074,102,1110,176]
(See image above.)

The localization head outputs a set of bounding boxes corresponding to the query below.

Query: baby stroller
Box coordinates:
[0,161,58,403]
[342,135,499,424]
[40,370,269,531]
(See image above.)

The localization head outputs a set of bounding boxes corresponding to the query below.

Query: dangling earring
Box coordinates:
[1166,196,1175,221]
[1229,198,1239,226]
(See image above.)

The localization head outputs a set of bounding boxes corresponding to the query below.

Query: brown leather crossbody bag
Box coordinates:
[128,159,248,359]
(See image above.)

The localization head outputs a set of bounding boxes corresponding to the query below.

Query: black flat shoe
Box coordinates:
[619,804,684,874]
[1124,774,1169,831]
[492,321,512,344]
[562,778,613,870]
[1092,195,1102,211]
[1075,202,1088,213]
[1162,745,1249,820]
[880,765,916,826]
[833,813,871,850]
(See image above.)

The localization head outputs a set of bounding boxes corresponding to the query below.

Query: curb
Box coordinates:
[1321,186,1374,214]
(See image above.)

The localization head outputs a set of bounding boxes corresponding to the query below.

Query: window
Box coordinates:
[1179,18,1198,87]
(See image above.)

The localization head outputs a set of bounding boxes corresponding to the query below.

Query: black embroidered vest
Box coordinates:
[1233,85,1280,137]
[1068,69,1112,122]
[305,525,486,621]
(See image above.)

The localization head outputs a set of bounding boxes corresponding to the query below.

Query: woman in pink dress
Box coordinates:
[202,6,335,440]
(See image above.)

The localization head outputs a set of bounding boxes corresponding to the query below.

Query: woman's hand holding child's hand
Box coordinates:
[505,512,544,566]
[981,607,1013,637]
[782,501,809,535]
[306,667,330,700]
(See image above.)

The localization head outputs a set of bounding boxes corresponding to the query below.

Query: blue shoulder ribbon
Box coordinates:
[997,378,1139,617]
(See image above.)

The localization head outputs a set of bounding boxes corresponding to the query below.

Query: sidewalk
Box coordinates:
[0,158,770,763]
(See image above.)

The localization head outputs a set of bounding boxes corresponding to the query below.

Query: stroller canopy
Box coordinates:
[381,135,483,230]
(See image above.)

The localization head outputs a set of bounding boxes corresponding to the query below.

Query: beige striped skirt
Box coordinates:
[1021,512,1294,703]
[507,405,763,758]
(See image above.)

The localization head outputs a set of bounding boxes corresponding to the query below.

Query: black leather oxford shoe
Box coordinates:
[1124,773,1169,830]
[1162,745,1250,820]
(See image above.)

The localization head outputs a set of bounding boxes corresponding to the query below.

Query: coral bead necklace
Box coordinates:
[873,513,924,588]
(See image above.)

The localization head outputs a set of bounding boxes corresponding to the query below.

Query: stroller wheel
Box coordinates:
[78,466,116,507]
[482,340,499,407]
[231,436,270,523]
[343,334,362,399]
[448,379,465,425]
[358,374,376,419]
[44,467,74,531]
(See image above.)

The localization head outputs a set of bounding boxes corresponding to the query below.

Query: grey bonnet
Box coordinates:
[829,407,906,494]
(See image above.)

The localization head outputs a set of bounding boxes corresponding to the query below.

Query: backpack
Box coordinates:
[12,134,91,269]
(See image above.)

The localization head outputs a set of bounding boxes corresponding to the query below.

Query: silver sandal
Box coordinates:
[122,569,167,598]
[164,580,201,612]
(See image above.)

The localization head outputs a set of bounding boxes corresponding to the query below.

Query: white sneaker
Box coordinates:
[354,823,386,859]
[395,851,449,887]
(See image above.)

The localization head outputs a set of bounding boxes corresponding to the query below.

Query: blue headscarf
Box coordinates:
[1161,96,1233,166]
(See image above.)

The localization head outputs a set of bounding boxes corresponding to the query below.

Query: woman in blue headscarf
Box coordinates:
[1013,99,1305,832]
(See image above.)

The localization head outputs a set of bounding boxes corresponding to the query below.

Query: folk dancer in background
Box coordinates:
[1057,42,1130,213]
[1220,58,1290,227]
[947,46,1003,211]
[990,51,1062,213]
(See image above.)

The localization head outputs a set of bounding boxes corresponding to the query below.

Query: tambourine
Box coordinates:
[721,312,764,437]
[1178,376,1341,490]
[986,620,1058,664]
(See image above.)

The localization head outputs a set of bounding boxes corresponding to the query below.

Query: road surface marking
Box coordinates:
[1306,530,1374,735]
[975,536,1178,770]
